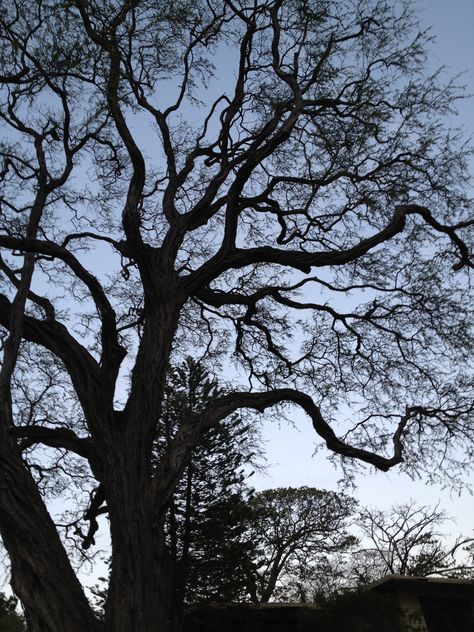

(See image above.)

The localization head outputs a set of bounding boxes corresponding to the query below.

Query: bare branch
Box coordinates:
[153,389,409,517]
[0,235,126,382]
[9,425,95,461]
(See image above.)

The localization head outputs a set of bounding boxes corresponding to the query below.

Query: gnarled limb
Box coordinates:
[0,294,108,439]
[9,425,95,461]
[0,235,125,377]
[152,388,409,518]
[186,204,472,291]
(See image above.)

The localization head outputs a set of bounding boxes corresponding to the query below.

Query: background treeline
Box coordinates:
[0,593,25,632]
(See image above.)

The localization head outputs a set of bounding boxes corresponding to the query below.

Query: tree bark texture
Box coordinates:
[0,446,100,632]
[103,445,173,632]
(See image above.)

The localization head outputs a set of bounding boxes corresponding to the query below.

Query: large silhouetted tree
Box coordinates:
[0,0,473,631]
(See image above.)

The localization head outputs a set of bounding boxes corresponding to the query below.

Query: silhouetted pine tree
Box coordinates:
[156,358,259,614]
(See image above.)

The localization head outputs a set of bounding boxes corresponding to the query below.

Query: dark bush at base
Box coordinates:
[314,591,405,632]
[184,592,404,632]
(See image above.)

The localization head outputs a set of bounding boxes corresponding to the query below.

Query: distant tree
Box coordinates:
[358,501,474,579]
[0,593,25,632]
[348,548,390,587]
[241,487,357,602]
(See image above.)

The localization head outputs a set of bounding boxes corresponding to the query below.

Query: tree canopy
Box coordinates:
[241,487,357,603]
[0,0,473,630]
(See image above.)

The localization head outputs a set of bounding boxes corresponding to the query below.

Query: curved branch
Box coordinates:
[0,294,103,429]
[0,235,126,381]
[81,483,107,549]
[8,425,95,461]
[0,253,56,320]
[73,0,152,286]
[153,389,409,518]
[185,204,472,292]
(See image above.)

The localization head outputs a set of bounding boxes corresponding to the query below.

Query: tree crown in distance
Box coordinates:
[0,0,472,630]
[358,501,474,580]
[243,486,357,603]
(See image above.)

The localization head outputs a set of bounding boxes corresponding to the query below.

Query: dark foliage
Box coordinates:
[156,358,258,609]
[0,593,24,632]
[314,591,405,632]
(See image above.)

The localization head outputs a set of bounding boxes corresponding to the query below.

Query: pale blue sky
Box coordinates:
[253,0,474,536]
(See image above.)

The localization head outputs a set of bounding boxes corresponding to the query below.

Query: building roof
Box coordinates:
[367,574,474,592]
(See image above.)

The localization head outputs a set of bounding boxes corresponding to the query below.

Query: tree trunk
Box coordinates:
[104,500,174,632]
[103,299,182,631]
[103,430,175,632]
[0,448,100,632]
[259,553,285,603]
